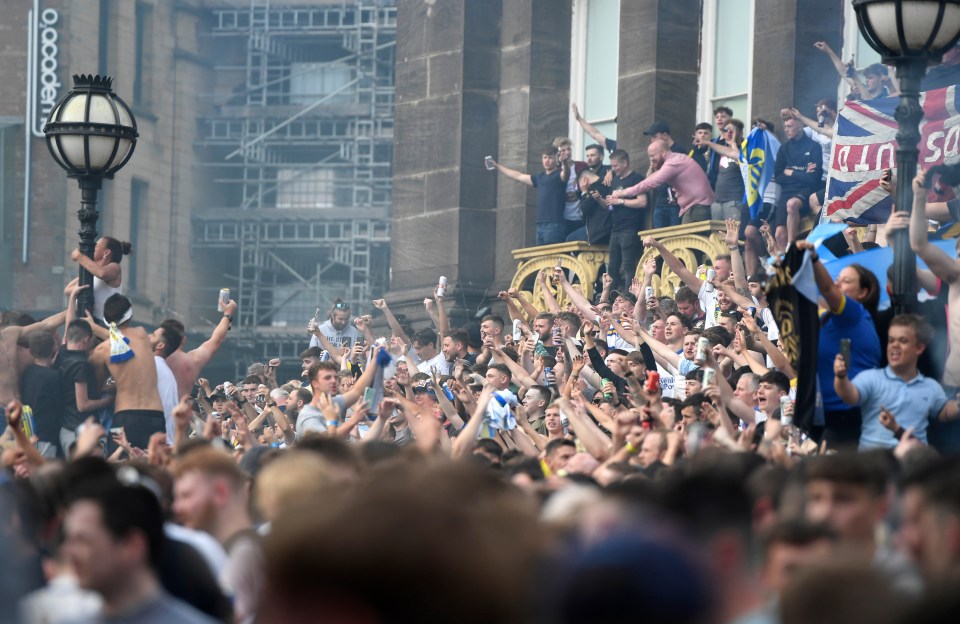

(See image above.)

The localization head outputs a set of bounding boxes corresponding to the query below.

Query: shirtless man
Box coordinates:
[910,171,960,389]
[0,279,80,406]
[161,297,237,397]
[0,310,67,406]
[89,294,163,450]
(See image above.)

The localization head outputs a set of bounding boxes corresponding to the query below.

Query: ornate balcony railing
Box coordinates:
[510,221,730,311]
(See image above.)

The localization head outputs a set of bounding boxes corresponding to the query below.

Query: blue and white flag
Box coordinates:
[742,127,781,220]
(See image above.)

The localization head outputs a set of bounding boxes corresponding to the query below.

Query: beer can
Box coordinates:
[702,367,716,388]
[695,336,710,363]
[512,318,522,342]
[780,395,793,426]
[437,276,447,298]
[218,288,230,312]
[645,371,660,394]
[704,269,716,293]
[645,286,654,301]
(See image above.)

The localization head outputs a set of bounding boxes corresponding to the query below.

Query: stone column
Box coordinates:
[752,0,844,128]
[616,0,701,175]
[491,0,572,289]
[389,0,503,321]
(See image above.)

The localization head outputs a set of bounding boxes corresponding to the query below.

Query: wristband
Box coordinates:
[326,420,339,428]
[224,314,233,330]
[893,426,905,440]
[727,245,739,251]
[625,441,639,454]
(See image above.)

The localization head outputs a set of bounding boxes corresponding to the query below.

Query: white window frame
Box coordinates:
[569,0,618,158]
[839,1,882,103]
[697,0,755,126]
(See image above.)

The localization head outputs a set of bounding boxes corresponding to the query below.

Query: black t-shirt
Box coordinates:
[57,349,99,430]
[609,171,645,233]
[531,170,566,225]
[579,182,612,244]
[714,153,745,203]
[20,364,65,443]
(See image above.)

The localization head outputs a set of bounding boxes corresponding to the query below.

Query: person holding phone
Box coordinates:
[834,314,959,449]
[308,299,362,350]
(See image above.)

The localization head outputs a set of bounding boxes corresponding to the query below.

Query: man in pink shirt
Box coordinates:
[612,140,715,223]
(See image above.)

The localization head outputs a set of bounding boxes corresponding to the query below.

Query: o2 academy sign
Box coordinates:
[27,2,61,138]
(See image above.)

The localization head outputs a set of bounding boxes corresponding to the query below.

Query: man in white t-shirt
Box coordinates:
[149,324,184,444]
[412,328,450,375]
[308,299,362,349]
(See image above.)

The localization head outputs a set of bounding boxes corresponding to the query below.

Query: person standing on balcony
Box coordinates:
[612,139,714,225]
[593,149,647,292]
[489,147,567,246]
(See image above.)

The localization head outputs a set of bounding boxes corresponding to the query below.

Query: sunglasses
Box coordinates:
[723,127,735,133]
[333,302,350,311]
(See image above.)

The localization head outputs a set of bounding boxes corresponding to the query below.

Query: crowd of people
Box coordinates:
[3,41,960,624]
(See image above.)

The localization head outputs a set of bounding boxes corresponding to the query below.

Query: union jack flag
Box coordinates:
[825,85,960,224]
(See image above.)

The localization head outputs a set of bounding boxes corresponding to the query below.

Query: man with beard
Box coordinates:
[309,299,362,350]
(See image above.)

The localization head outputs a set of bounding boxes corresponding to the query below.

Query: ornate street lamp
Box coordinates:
[853,0,960,314]
[43,74,138,316]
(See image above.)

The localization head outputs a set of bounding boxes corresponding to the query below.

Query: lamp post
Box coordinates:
[852,0,960,314]
[42,74,138,317]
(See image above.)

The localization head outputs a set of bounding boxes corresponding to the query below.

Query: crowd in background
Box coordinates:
[2,39,960,624]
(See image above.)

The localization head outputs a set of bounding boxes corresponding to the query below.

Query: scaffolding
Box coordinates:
[193,0,395,361]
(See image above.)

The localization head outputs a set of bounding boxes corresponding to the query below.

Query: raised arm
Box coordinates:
[435,290,451,335]
[430,370,465,431]
[910,172,960,283]
[451,386,494,459]
[555,267,598,320]
[786,107,835,138]
[341,346,384,408]
[723,219,748,290]
[491,160,534,186]
[699,138,740,159]
[833,353,860,406]
[635,259,657,324]
[511,289,540,323]
[644,237,703,292]
[636,325,683,370]
[537,269,562,315]
[372,299,413,345]
[513,404,548,451]
[559,396,613,461]
[309,326,343,365]
[497,290,527,325]
[741,313,793,377]
[813,41,857,87]
[572,103,610,147]
[70,250,120,282]
[187,299,237,373]
[491,345,538,389]
[794,241,844,311]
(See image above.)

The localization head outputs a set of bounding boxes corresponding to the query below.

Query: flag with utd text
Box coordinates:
[825,85,960,224]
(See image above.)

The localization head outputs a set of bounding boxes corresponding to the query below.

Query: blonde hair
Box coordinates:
[254,451,337,522]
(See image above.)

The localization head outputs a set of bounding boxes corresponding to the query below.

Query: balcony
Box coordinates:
[509,221,730,311]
